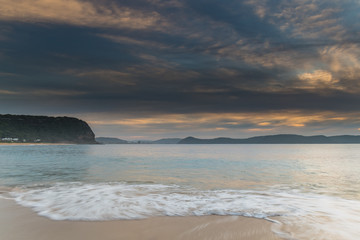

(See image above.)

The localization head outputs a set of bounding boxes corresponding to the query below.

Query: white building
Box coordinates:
[1,137,19,142]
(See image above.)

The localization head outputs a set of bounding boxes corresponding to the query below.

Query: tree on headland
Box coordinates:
[0,114,96,144]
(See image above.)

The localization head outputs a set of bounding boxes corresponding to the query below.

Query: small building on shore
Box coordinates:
[1,137,19,142]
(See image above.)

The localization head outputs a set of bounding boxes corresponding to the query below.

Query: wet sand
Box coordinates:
[0,199,281,240]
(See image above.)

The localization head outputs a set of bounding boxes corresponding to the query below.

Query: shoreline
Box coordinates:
[0,142,77,146]
[0,199,281,240]
[0,143,74,146]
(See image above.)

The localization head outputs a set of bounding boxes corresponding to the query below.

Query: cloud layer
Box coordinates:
[1,0,360,138]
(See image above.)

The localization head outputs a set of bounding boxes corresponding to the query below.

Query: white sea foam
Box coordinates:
[10,182,360,239]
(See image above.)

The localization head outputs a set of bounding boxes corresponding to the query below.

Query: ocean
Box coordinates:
[1,144,360,239]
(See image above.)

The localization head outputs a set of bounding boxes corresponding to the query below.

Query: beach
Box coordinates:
[0,199,280,240]
[1,144,360,239]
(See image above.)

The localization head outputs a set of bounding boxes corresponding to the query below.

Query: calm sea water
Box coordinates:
[1,144,360,239]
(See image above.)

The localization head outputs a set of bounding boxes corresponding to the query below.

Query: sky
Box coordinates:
[1,0,360,140]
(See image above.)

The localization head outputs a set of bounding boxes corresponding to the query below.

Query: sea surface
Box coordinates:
[1,144,360,239]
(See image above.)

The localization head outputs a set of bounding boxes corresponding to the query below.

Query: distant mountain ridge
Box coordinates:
[95,137,128,144]
[96,137,181,144]
[96,135,360,144]
[151,138,182,144]
[178,134,360,144]
[0,114,96,144]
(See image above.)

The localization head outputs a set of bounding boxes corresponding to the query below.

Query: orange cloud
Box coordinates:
[297,70,342,90]
[83,110,360,139]
[87,111,353,133]
[0,0,163,30]
[246,128,274,132]
[257,122,271,126]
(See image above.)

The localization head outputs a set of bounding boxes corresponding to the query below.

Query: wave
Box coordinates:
[9,182,360,239]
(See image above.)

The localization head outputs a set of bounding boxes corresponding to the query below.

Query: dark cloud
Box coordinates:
[185,0,285,40]
[1,0,360,137]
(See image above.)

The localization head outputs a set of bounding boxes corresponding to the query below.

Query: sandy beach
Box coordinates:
[0,199,281,240]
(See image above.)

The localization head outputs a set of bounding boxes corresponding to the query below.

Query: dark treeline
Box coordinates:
[0,114,96,144]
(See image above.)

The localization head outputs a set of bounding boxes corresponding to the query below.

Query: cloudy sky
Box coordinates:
[1,0,360,139]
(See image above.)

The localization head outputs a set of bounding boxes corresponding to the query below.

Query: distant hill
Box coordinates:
[96,137,181,144]
[0,114,96,144]
[96,137,128,144]
[178,134,360,144]
[151,138,181,144]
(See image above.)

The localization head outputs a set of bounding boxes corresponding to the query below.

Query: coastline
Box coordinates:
[0,143,74,146]
[0,199,281,240]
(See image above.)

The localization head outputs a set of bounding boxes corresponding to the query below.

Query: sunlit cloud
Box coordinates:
[245,0,267,19]
[297,70,342,90]
[258,122,272,126]
[246,128,274,132]
[322,45,360,73]
[0,0,163,30]
[214,127,227,131]
[261,0,346,40]
[320,44,360,92]
[87,111,355,131]
[83,111,360,139]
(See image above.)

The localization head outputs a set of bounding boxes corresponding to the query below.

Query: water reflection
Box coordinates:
[0,145,92,185]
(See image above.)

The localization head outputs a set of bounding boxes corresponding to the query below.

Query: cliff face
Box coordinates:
[0,114,96,144]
